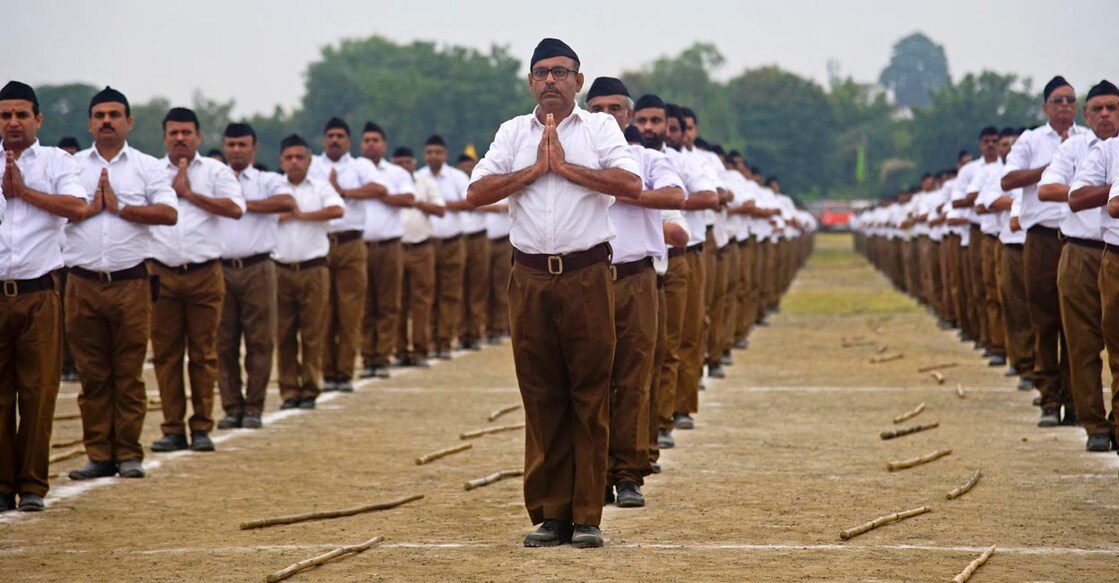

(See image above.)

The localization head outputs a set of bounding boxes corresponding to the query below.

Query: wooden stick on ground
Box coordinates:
[841,340,875,348]
[952,545,996,583]
[892,402,926,424]
[917,362,958,373]
[880,422,939,440]
[464,469,523,491]
[240,494,423,530]
[876,345,889,354]
[52,436,83,449]
[265,535,384,583]
[887,449,952,472]
[459,422,525,440]
[956,384,966,399]
[869,352,904,364]
[487,403,521,422]
[415,443,472,465]
[946,469,983,500]
[930,371,945,384]
[53,413,81,421]
[839,506,931,540]
[49,447,85,465]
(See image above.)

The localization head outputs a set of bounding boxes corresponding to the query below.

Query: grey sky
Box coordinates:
[6,0,1111,118]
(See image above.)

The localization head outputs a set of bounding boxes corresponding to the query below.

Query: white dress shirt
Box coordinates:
[222,166,287,259]
[1043,133,1101,241]
[486,208,512,239]
[723,170,754,242]
[418,165,469,240]
[1004,122,1089,230]
[611,145,683,264]
[662,146,715,246]
[363,158,411,242]
[470,106,640,255]
[65,144,177,272]
[274,177,345,263]
[0,140,88,279]
[402,173,444,244]
[308,152,380,234]
[151,152,245,267]
[1074,138,1119,245]
[972,161,1006,236]
[752,185,778,241]
[654,209,689,275]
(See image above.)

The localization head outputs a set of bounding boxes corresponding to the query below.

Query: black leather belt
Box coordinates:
[612,257,652,281]
[1,272,54,297]
[513,242,611,275]
[466,230,487,239]
[440,234,462,244]
[328,230,363,245]
[153,259,217,274]
[686,242,704,254]
[221,252,271,269]
[1005,243,1024,250]
[1028,225,1060,238]
[403,239,431,249]
[70,262,148,283]
[1067,236,1105,250]
[276,257,327,270]
[369,237,401,246]
[668,247,686,258]
[489,235,510,244]
[1106,243,1119,255]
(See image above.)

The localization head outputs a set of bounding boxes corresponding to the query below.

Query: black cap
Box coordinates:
[634,94,665,112]
[1086,80,1119,101]
[0,81,37,107]
[531,38,579,69]
[223,122,256,141]
[456,153,475,163]
[162,107,200,129]
[425,134,446,147]
[392,146,414,158]
[623,125,645,146]
[323,117,350,135]
[1043,75,1071,101]
[280,134,309,151]
[586,77,629,101]
[362,121,385,137]
[89,86,129,116]
[57,136,80,150]
[979,126,998,138]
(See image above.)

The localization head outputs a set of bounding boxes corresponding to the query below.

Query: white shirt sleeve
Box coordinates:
[52,151,92,201]
[1003,130,1034,173]
[594,117,640,175]
[1069,143,1108,192]
[143,155,178,207]
[470,120,517,183]
[1040,140,1077,186]
[213,163,247,212]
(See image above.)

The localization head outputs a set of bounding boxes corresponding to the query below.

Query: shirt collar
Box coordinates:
[1,139,42,158]
[238,164,260,181]
[93,142,132,165]
[163,150,200,169]
[323,152,353,164]
[530,104,589,128]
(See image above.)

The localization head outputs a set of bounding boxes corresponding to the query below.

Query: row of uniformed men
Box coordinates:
[853,76,1119,455]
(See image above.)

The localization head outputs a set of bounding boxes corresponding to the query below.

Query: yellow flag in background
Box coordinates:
[464,143,478,160]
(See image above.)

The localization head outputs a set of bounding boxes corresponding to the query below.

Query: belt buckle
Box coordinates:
[547,255,564,275]
[98,271,113,284]
[231,257,244,270]
[292,261,303,271]
[609,265,617,281]
[2,280,16,297]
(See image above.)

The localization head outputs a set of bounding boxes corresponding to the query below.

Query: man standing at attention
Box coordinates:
[467,39,641,548]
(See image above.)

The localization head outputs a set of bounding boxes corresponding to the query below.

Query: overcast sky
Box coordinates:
[6,0,1111,117]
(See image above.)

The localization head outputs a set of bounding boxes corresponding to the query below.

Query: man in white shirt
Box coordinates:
[1100,140,1119,456]
[991,131,1035,391]
[416,135,473,359]
[357,122,414,379]
[468,153,514,344]
[274,135,344,410]
[64,87,177,482]
[467,38,642,549]
[587,79,685,509]
[309,117,386,392]
[963,127,1004,364]
[454,143,492,353]
[390,147,444,367]
[725,153,760,348]
[0,81,91,512]
[216,123,294,430]
[149,107,245,454]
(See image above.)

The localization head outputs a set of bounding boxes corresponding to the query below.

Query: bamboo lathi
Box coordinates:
[956,384,966,399]
[265,535,384,583]
[917,362,958,373]
[946,469,982,500]
[886,449,952,471]
[892,402,926,424]
[930,371,945,384]
[415,443,472,465]
[869,352,904,364]
[52,436,83,449]
[839,506,931,540]
[53,413,81,421]
[952,545,996,583]
[879,422,939,440]
[464,469,523,491]
[239,494,423,530]
[487,403,521,422]
[459,422,525,440]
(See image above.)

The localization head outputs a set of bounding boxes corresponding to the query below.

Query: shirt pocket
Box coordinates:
[113,165,153,206]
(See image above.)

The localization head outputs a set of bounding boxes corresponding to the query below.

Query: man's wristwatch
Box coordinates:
[115,203,128,216]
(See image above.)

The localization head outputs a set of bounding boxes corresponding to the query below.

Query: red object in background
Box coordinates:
[821,208,853,230]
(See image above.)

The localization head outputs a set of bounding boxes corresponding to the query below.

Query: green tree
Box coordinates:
[33,83,99,149]
[879,32,950,109]
[827,76,911,198]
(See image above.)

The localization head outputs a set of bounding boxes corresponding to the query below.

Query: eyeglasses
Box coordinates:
[531,67,578,81]
[1047,95,1077,105]
[1089,103,1119,113]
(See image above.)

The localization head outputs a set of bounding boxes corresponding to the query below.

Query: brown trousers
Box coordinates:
[999,243,1036,378]
[720,243,740,357]
[676,249,706,415]
[0,284,61,497]
[361,240,403,368]
[217,260,275,417]
[460,233,490,344]
[151,262,224,435]
[734,240,756,341]
[981,236,1006,354]
[397,241,436,360]
[67,273,150,463]
[323,237,366,381]
[940,235,959,325]
[705,245,730,366]
[1097,247,1119,443]
[956,238,975,338]
[1024,229,1070,409]
[648,279,669,462]
[755,239,770,322]
[765,239,780,310]
[277,263,329,402]
[510,260,614,526]
[1058,242,1106,434]
[968,227,989,347]
[487,237,513,338]
[432,237,466,351]
[609,265,657,486]
[656,254,690,431]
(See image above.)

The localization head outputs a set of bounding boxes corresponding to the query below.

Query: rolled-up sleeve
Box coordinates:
[470,121,518,184]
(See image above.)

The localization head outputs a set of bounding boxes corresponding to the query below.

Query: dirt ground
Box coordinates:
[2,233,1117,582]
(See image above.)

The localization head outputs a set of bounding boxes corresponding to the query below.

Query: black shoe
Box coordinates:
[604,484,615,505]
[1032,395,1042,407]
[151,433,189,452]
[707,364,725,379]
[1060,407,1079,427]
[394,356,415,367]
[373,366,390,379]
[217,414,242,430]
[733,338,749,350]
[436,350,452,360]
[649,462,662,474]
[1018,378,1036,391]
[358,366,376,379]
[657,428,675,449]
[61,371,81,383]
[0,492,14,512]
[524,519,574,547]
[242,415,262,429]
[190,431,215,451]
[321,378,339,392]
[615,482,646,508]
[280,399,301,410]
[981,348,995,358]
[118,460,145,478]
[17,493,44,512]
[337,379,354,393]
[721,350,733,366]
[68,459,118,480]
[1004,366,1018,377]
[571,524,605,548]
[1086,434,1114,452]
[486,335,503,345]
[958,332,973,342]
[674,413,695,430]
[298,398,317,409]
[1038,408,1060,427]
[412,358,431,368]
[936,320,953,330]
[987,354,1007,367]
